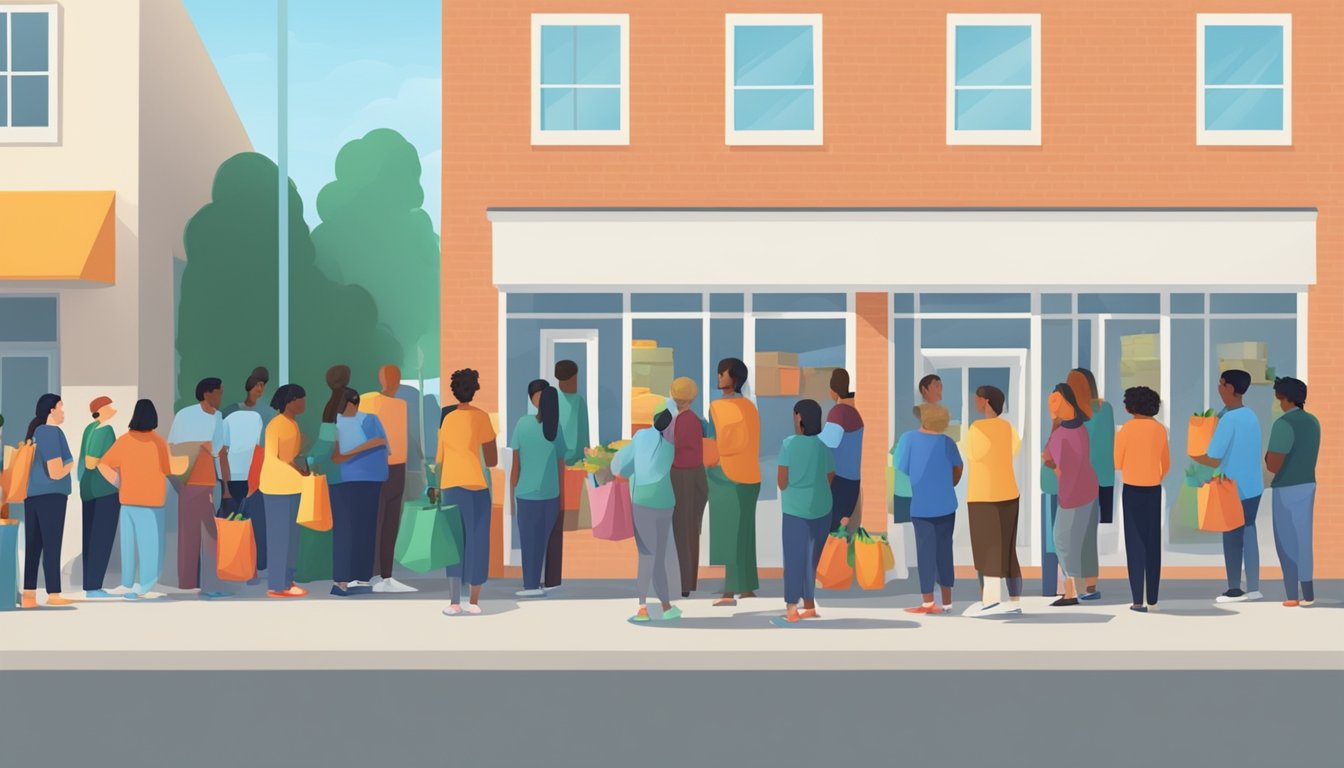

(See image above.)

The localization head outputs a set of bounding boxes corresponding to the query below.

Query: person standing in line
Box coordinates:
[668,377,708,598]
[964,386,1024,617]
[1194,370,1265,603]
[819,369,863,534]
[613,408,682,622]
[1043,384,1098,607]
[777,400,834,624]
[259,384,310,599]
[900,404,961,615]
[329,388,388,597]
[1113,386,1170,613]
[97,399,172,600]
[169,378,234,600]
[708,358,761,607]
[511,380,565,599]
[548,360,589,593]
[1068,368,1113,601]
[1265,377,1320,608]
[890,375,942,527]
[78,396,121,598]
[436,369,498,615]
[221,367,274,580]
[361,364,416,594]
[20,394,77,608]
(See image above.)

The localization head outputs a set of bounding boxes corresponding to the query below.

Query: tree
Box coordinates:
[178,152,402,433]
[312,128,440,379]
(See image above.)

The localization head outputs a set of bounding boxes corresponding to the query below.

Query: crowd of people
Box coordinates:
[7,355,1321,623]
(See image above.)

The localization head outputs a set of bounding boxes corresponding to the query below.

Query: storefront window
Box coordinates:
[506,292,622,314]
[709,318,744,407]
[752,292,846,313]
[1041,293,1072,315]
[710,293,744,313]
[919,292,1031,313]
[1078,293,1160,315]
[631,293,701,313]
[920,318,1029,349]
[631,318,703,428]
[1171,293,1205,314]
[892,317,916,439]
[505,317,623,445]
[1209,293,1297,314]
[1168,318,1215,551]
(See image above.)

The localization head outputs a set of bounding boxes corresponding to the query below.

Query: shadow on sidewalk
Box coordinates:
[636,609,921,631]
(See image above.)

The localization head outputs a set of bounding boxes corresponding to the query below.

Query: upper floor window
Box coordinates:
[0,4,58,143]
[946,14,1040,146]
[531,14,629,146]
[1197,14,1291,146]
[725,14,822,146]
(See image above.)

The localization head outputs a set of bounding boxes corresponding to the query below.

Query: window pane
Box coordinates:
[893,317,916,431]
[733,88,814,131]
[0,76,7,126]
[1210,293,1297,314]
[1078,293,1160,315]
[575,87,620,130]
[1205,88,1284,131]
[755,318,845,502]
[1171,293,1205,314]
[734,25,814,87]
[0,297,58,341]
[11,75,48,127]
[540,26,576,85]
[0,15,8,73]
[752,293,846,313]
[709,318,744,403]
[1168,319,1214,549]
[1077,319,1092,370]
[575,26,620,85]
[955,88,1031,131]
[955,25,1032,86]
[1204,25,1284,86]
[11,12,49,72]
[893,293,915,314]
[1042,293,1072,314]
[632,319,703,408]
[919,292,1030,313]
[506,318,624,445]
[1,356,51,449]
[507,293,622,314]
[631,293,701,313]
[540,87,576,130]
[710,293,744,313]
[920,319,1029,349]
[1104,319,1161,408]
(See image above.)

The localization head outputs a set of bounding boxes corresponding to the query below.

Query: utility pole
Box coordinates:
[277,0,290,383]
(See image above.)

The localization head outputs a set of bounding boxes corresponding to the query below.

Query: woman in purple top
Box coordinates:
[1042,384,1099,607]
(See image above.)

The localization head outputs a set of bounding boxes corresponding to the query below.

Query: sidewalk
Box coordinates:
[4,578,1340,671]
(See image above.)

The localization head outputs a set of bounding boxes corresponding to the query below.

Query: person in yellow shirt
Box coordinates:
[707,358,761,607]
[434,368,498,615]
[964,386,1023,617]
[1114,386,1170,613]
[259,384,310,599]
[361,364,415,594]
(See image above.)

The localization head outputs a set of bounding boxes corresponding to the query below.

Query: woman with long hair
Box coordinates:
[260,384,310,599]
[613,407,681,622]
[329,388,389,596]
[21,394,76,608]
[510,380,565,599]
[1068,368,1114,601]
[436,368,498,615]
[97,400,172,599]
[1042,383,1099,607]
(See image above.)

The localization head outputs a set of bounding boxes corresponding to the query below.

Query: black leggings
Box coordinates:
[24,493,68,592]
[1122,484,1163,605]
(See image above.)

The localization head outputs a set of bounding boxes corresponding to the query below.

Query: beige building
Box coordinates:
[0,0,250,578]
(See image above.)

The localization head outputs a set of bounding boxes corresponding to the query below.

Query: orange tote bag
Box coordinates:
[1197,475,1244,533]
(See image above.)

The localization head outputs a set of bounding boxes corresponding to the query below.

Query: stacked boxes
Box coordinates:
[631,340,674,396]
[630,386,666,431]
[800,366,837,403]
[755,352,801,397]
[1120,333,1161,393]
[1217,342,1271,384]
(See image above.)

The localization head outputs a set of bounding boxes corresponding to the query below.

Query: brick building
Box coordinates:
[444,2,1340,580]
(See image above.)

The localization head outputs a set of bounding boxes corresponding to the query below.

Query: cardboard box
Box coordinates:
[1217,342,1269,360]
[756,365,801,397]
[1218,358,1271,383]
[632,347,673,364]
[632,339,658,349]
[756,352,800,369]
[1121,333,1160,357]
[800,366,837,402]
[632,362,674,395]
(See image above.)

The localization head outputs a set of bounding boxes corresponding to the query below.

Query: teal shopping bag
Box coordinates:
[394,503,462,573]
[0,522,18,611]
[294,526,333,584]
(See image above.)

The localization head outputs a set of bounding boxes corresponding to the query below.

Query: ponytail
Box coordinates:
[27,393,60,441]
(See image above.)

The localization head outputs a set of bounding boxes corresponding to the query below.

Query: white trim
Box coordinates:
[1196,14,1292,146]
[1028,295,1042,567]
[530,14,630,146]
[725,13,823,146]
[946,13,1041,146]
[844,292,857,381]
[0,3,59,144]
[1297,291,1308,383]
[621,292,632,437]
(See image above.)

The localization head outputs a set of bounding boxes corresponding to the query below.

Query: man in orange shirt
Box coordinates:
[362,364,415,593]
[1114,386,1170,613]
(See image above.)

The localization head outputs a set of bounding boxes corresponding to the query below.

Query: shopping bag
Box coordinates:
[707,465,739,565]
[853,530,885,591]
[1197,475,1244,533]
[878,534,896,572]
[576,477,593,529]
[214,516,257,582]
[589,478,633,541]
[0,521,18,611]
[297,474,333,532]
[247,444,264,497]
[394,503,463,573]
[2,441,35,504]
[1188,413,1218,458]
[816,532,853,590]
[562,467,586,530]
[294,526,333,583]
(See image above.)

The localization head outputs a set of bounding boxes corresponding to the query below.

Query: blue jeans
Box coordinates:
[119,505,165,592]
[1222,495,1262,592]
[829,477,860,532]
[782,514,830,605]
[262,493,301,593]
[912,513,956,595]
[517,497,559,590]
[444,487,492,587]
[331,481,381,584]
[1272,483,1315,600]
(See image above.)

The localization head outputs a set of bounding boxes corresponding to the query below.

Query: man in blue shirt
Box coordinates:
[1194,369,1265,603]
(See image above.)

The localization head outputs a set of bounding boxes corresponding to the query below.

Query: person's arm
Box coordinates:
[481,414,499,468]
[964,424,990,462]
[1160,428,1171,481]
[510,451,521,490]
[819,421,844,450]
[1113,426,1127,473]
[611,444,633,480]
[97,464,118,485]
[1265,418,1293,476]
[950,438,964,486]
[1041,432,1057,470]
[777,465,788,492]
[215,416,231,497]
[42,435,75,480]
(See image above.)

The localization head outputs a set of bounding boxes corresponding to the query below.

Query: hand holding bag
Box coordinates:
[394,503,463,572]
[1188,413,1219,458]
[853,529,885,591]
[816,531,853,590]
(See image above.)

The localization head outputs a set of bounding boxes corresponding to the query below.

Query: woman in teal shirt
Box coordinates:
[613,408,680,623]
[778,400,835,624]
[510,380,564,598]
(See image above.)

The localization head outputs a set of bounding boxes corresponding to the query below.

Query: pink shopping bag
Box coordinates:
[588,477,634,541]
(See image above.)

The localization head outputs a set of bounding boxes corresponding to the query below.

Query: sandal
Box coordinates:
[713,598,738,607]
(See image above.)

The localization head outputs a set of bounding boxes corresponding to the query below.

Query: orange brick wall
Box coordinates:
[445,1,1344,577]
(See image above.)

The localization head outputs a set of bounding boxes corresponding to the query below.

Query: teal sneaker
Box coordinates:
[84,589,114,599]
[660,606,682,621]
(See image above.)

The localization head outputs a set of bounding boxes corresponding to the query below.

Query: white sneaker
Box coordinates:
[515,589,546,598]
[105,585,131,596]
[1245,591,1264,602]
[961,602,985,617]
[464,603,482,615]
[972,602,1017,618]
[442,604,464,616]
[348,580,371,588]
[941,604,953,614]
[140,591,166,600]
[542,585,563,595]
[1216,591,1249,603]
[383,578,418,594]
[371,579,393,594]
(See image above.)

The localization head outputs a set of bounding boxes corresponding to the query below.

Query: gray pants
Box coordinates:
[633,504,680,606]
[1054,502,1097,594]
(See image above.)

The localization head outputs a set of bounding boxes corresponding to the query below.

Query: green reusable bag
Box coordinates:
[706,465,739,566]
[294,526,333,584]
[394,503,462,573]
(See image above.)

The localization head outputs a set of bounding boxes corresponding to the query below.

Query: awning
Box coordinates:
[0,191,116,283]
[489,207,1317,290]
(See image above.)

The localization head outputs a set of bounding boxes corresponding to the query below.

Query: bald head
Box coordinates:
[379,364,401,396]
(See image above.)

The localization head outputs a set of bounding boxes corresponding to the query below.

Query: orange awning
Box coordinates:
[0,191,116,283]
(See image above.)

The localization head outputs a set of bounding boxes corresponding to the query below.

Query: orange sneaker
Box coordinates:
[904,603,945,615]
[45,594,75,606]
[21,590,37,609]
[267,586,308,599]
[799,609,820,620]
[1282,600,1300,608]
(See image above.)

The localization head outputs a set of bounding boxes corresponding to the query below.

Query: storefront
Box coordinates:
[489,207,1315,576]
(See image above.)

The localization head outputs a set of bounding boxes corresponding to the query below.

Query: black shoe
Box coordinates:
[1129,605,1148,613]
[682,592,690,598]
[1050,597,1079,607]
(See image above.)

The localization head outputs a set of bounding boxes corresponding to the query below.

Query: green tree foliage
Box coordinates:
[178,152,402,433]
[312,128,440,378]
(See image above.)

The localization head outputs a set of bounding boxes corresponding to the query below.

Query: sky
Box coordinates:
[184,0,442,232]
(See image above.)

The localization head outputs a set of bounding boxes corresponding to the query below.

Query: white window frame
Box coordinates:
[725,13,823,146]
[946,13,1041,146]
[530,13,630,146]
[1196,13,1292,146]
[0,3,58,144]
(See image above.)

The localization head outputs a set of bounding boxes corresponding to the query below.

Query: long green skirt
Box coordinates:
[708,467,760,594]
